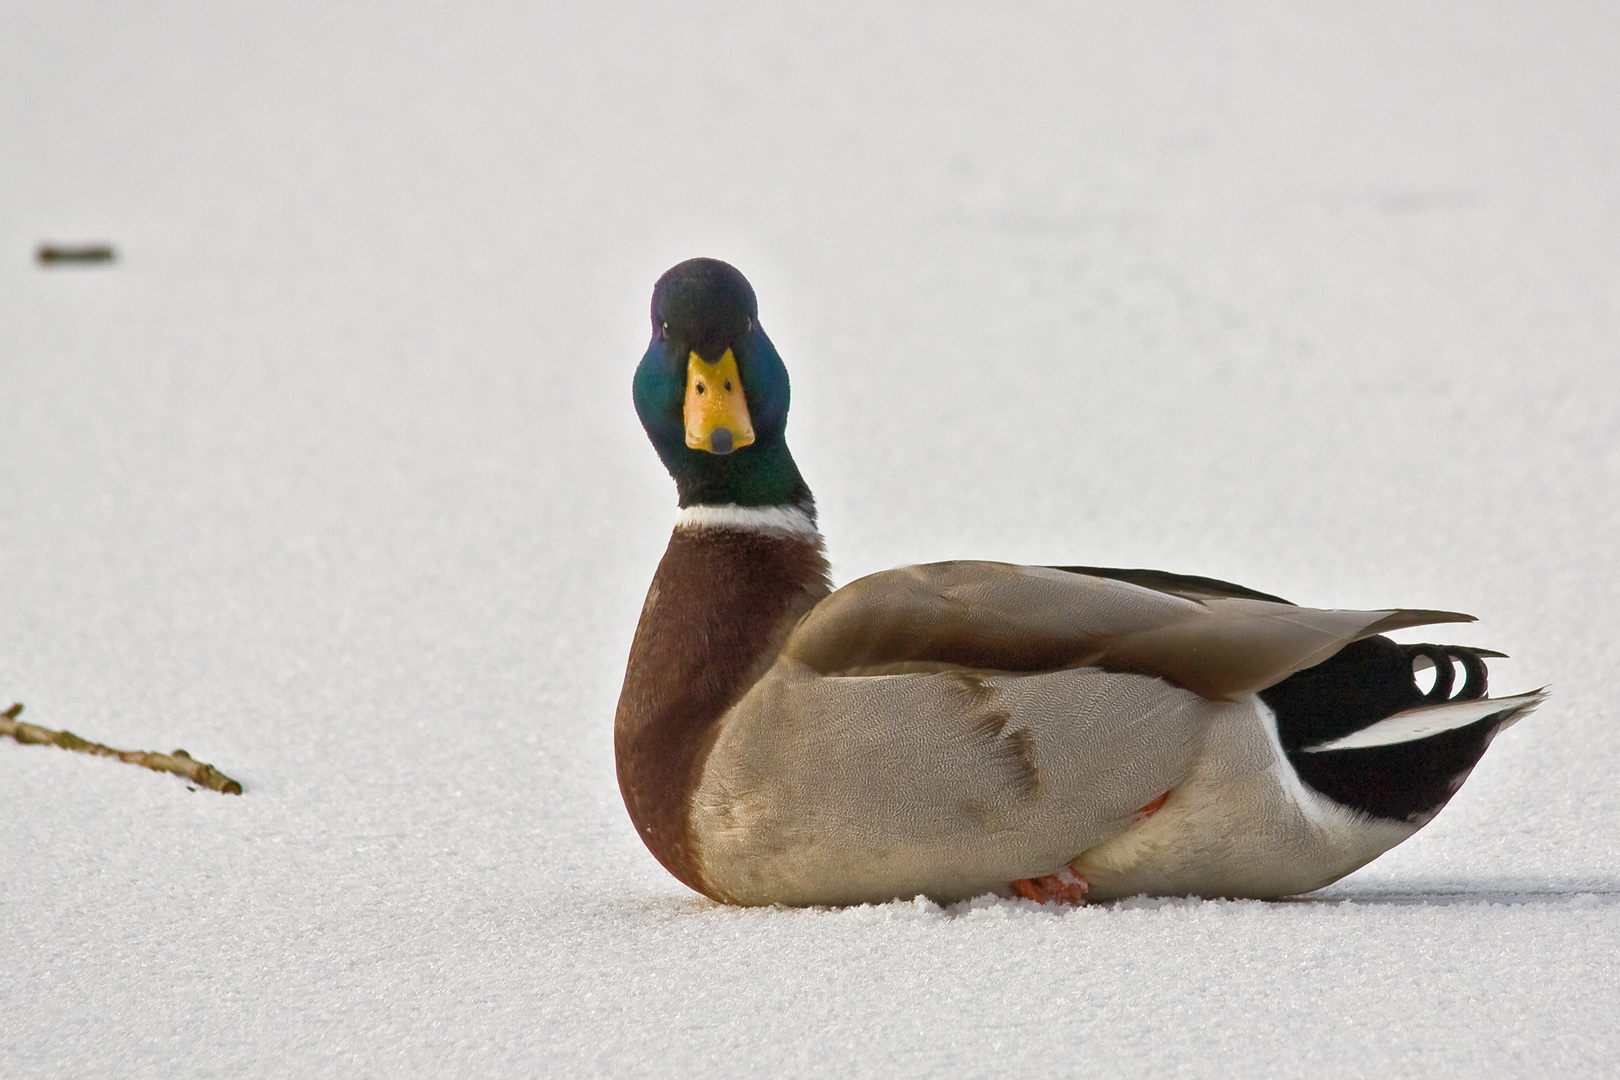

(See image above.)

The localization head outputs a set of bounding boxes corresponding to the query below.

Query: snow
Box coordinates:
[2,1,1617,1075]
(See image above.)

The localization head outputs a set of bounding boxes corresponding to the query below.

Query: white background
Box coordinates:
[2,2,1616,1075]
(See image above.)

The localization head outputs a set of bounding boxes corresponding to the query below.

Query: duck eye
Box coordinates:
[696,382,706,395]
[659,322,669,341]
[724,380,732,391]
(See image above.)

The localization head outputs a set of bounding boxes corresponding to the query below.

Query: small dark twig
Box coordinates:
[37,244,116,265]
[1,703,241,794]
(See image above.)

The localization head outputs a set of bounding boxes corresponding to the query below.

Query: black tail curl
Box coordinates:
[1404,643,1504,704]
[1263,636,1504,754]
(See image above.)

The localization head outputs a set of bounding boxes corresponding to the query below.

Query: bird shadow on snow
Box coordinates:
[549,880,1620,931]
[1298,879,1620,909]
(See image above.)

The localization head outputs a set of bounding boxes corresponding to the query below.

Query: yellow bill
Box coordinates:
[684,349,755,454]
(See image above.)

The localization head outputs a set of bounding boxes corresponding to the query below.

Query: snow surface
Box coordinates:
[3,1,1618,1076]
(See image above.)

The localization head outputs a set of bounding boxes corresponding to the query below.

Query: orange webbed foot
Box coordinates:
[1009,866,1089,906]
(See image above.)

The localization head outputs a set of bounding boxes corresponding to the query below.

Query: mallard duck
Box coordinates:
[616,257,1545,907]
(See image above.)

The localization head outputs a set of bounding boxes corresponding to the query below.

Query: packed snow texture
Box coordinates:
[3,2,1618,1076]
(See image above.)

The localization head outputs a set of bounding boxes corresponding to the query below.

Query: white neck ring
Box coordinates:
[674,503,820,539]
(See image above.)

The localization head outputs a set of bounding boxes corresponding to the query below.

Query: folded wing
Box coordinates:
[782,561,1474,702]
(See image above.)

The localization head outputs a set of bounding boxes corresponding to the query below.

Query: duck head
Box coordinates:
[633,258,813,513]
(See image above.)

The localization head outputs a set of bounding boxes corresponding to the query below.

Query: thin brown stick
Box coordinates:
[1,703,242,794]
[37,243,116,264]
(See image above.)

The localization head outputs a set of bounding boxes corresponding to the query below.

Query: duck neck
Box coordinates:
[615,503,831,897]
[662,435,812,512]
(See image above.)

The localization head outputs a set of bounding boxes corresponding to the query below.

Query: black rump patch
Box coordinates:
[1262,636,1512,822]
[1285,716,1507,823]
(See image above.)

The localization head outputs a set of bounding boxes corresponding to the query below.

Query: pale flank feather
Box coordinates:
[693,662,1221,906]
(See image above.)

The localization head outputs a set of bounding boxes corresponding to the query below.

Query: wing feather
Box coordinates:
[1048,565,1293,604]
[782,561,1475,702]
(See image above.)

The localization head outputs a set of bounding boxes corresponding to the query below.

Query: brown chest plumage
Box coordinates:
[615,525,830,898]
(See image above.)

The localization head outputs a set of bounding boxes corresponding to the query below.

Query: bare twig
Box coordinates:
[37,243,116,265]
[1,703,241,794]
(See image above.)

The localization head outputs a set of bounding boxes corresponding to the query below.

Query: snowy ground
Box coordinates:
[3,1,1618,1076]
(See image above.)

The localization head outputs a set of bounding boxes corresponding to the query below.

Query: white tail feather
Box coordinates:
[1300,689,1548,754]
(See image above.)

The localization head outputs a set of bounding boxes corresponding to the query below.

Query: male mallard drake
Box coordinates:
[617,257,1545,907]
